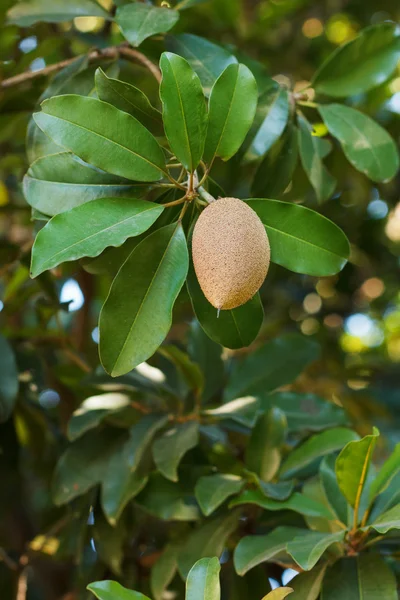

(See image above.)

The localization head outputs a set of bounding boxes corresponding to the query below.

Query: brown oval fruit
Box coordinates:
[192,197,270,310]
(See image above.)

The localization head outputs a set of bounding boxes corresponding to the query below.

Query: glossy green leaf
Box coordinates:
[178,512,238,578]
[88,581,151,600]
[67,393,131,441]
[203,396,262,428]
[230,489,332,519]
[335,428,379,508]
[321,554,397,600]
[26,118,62,164]
[95,68,162,135]
[320,456,349,525]
[151,544,180,600]
[31,198,164,277]
[244,83,289,162]
[287,531,345,571]
[93,515,125,575]
[34,95,166,182]
[288,565,327,600]
[188,320,224,402]
[0,335,19,423]
[246,199,350,276]
[257,480,294,501]
[319,104,399,183]
[186,557,221,600]
[187,263,263,349]
[234,527,305,576]
[99,223,189,377]
[370,503,400,534]
[224,333,319,400]
[297,115,336,203]
[166,34,237,95]
[195,474,244,516]
[116,4,179,47]
[312,23,400,97]
[101,415,167,524]
[280,428,359,480]
[160,52,207,171]
[251,126,298,198]
[263,589,293,600]
[370,472,400,522]
[204,63,257,163]
[52,428,124,505]
[152,422,199,482]
[369,443,400,501]
[7,0,110,26]
[267,392,348,433]
[136,473,199,521]
[245,408,287,482]
[158,345,204,395]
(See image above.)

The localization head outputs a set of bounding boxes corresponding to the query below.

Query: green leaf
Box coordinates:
[195,474,244,516]
[186,557,221,600]
[93,515,125,575]
[319,104,399,183]
[34,95,166,182]
[178,512,239,578]
[0,335,18,423]
[116,4,179,47]
[151,544,180,600]
[369,443,400,501]
[7,0,110,26]
[246,199,350,277]
[267,392,348,433]
[26,118,62,164]
[101,414,167,524]
[370,503,400,534]
[202,396,262,428]
[297,115,336,203]
[280,428,359,480]
[251,126,298,198]
[95,69,162,135]
[245,408,287,482]
[158,345,204,395]
[321,554,397,600]
[40,55,89,102]
[88,581,151,600]
[263,590,293,600]
[369,472,400,522]
[67,392,131,441]
[166,34,237,95]
[257,480,294,501]
[335,428,379,508]
[287,531,345,571]
[188,320,224,402]
[99,223,189,377]
[230,489,332,519]
[160,52,207,171]
[204,63,257,163]
[52,428,124,505]
[187,263,263,349]
[24,152,145,216]
[288,565,327,600]
[243,83,289,162]
[224,333,319,400]
[152,422,199,482]
[312,23,400,97]
[320,456,349,525]
[30,198,164,277]
[136,473,199,521]
[234,527,305,576]
[175,0,209,8]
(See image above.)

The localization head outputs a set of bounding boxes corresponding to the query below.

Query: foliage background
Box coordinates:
[1,0,400,599]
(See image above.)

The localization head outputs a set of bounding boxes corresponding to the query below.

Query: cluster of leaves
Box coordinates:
[1,1,400,600]
[20,11,400,381]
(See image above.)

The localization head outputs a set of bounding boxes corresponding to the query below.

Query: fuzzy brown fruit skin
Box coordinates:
[192,197,270,310]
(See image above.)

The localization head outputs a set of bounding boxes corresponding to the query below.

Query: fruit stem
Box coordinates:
[161,197,186,208]
[197,186,216,204]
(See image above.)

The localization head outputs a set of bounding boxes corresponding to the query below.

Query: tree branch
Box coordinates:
[0,44,161,90]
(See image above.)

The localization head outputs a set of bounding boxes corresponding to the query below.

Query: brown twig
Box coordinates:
[0,44,161,90]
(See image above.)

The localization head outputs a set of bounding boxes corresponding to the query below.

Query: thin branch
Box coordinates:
[0,44,161,90]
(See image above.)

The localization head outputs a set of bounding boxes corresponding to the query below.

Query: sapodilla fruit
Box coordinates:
[192,197,270,310]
